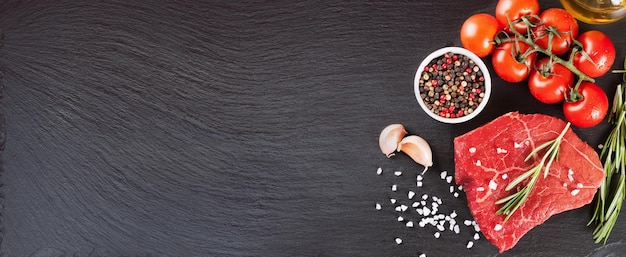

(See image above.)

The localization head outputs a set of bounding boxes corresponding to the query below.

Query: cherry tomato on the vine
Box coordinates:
[492,41,537,83]
[573,30,616,78]
[533,8,578,56]
[495,0,540,34]
[563,82,608,128]
[528,58,573,104]
[460,13,502,58]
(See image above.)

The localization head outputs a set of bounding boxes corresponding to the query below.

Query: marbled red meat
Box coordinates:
[454,112,604,252]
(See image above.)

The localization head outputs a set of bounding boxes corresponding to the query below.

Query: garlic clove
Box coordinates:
[379,124,408,158]
[397,135,433,173]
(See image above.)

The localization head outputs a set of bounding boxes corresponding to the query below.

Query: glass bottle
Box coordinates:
[560,0,626,24]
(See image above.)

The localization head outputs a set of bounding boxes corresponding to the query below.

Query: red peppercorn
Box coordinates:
[432,80,438,87]
[476,88,481,94]
[458,110,464,116]
[465,67,472,73]
[441,63,448,70]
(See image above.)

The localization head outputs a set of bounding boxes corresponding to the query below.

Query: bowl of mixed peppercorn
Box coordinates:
[414,46,491,124]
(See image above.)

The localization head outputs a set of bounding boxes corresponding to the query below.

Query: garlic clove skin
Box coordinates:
[379,124,408,158]
[397,135,433,173]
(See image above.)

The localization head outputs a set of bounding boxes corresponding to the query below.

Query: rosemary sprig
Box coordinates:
[496,122,571,222]
[588,58,626,243]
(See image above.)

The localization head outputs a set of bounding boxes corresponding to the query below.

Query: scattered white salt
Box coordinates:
[418,220,426,227]
[568,169,574,182]
[454,224,460,234]
[408,191,415,199]
[437,224,445,231]
[469,147,476,153]
[514,142,523,148]
[395,237,403,244]
[501,174,508,180]
[417,181,423,187]
[496,147,508,154]
[466,241,474,249]
[598,144,604,149]
[395,171,402,176]
[395,206,402,212]
[419,254,426,257]
[563,183,568,187]
[392,184,397,191]
[400,205,408,211]
[434,232,441,238]
[494,224,503,231]
[446,176,453,183]
[450,185,455,193]
[377,167,383,175]
[454,192,459,198]
[440,171,447,179]
[577,183,584,188]
[375,203,381,210]
[390,199,397,204]
[489,180,498,190]
[398,216,404,222]
[464,220,473,226]
[474,233,480,240]
[571,189,580,196]
[475,160,482,166]
[450,211,457,218]
[417,208,424,216]
[423,207,431,216]
[421,200,427,206]
[422,194,429,200]
[477,187,485,192]
[417,174,423,181]
[406,221,414,227]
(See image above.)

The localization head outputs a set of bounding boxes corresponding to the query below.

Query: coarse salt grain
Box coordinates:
[453,192,459,198]
[408,191,415,199]
[467,241,474,249]
[563,183,568,187]
[392,184,397,191]
[571,189,580,196]
[494,224,503,231]
[469,147,476,153]
[475,160,481,166]
[417,174,423,181]
[419,254,426,257]
[476,187,485,192]
[395,238,403,244]
[599,144,604,149]
[577,183,583,188]
[446,176,453,183]
[395,171,402,176]
[412,202,420,207]
[401,205,408,211]
[406,221,414,227]
[464,220,472,226]
[440,171,447,179]
[434,232,441,238]
[398,216,404,222]
[390,199,397,204]
[377,167,383,175]
[450,185,455,193]
[395,206,402,212]
[501,174,508,179]
[375,203,381,210]
[474,233,480,240]
[489,180,498,190]
[422,194,429,200]
[514,142,523,148]
[454,224,460,234]
[450,211,457,218]
[496,147,508,154]
[417,181,423,187]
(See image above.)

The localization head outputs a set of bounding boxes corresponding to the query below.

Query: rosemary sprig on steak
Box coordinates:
[589,61,626,243]
[496,122,571,222]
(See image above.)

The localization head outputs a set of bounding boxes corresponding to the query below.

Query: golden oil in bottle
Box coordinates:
[560,0,626,24]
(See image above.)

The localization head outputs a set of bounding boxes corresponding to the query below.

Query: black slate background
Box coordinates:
[0,1,625,256]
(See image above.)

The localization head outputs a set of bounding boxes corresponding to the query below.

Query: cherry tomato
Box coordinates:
[528,58,573,104]
[460,13,502,57]
[563,82,608,128]
[492,41,537,83]
[495,0,540,34]
[533,8,578,56]
[572,30,616,78]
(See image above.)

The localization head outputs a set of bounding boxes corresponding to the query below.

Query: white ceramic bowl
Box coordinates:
[414,47,491,124]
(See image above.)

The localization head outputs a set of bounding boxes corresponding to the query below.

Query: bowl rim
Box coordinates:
[413,46,491,124]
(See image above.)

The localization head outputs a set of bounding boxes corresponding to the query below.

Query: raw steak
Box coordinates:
[454,112,604,253]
